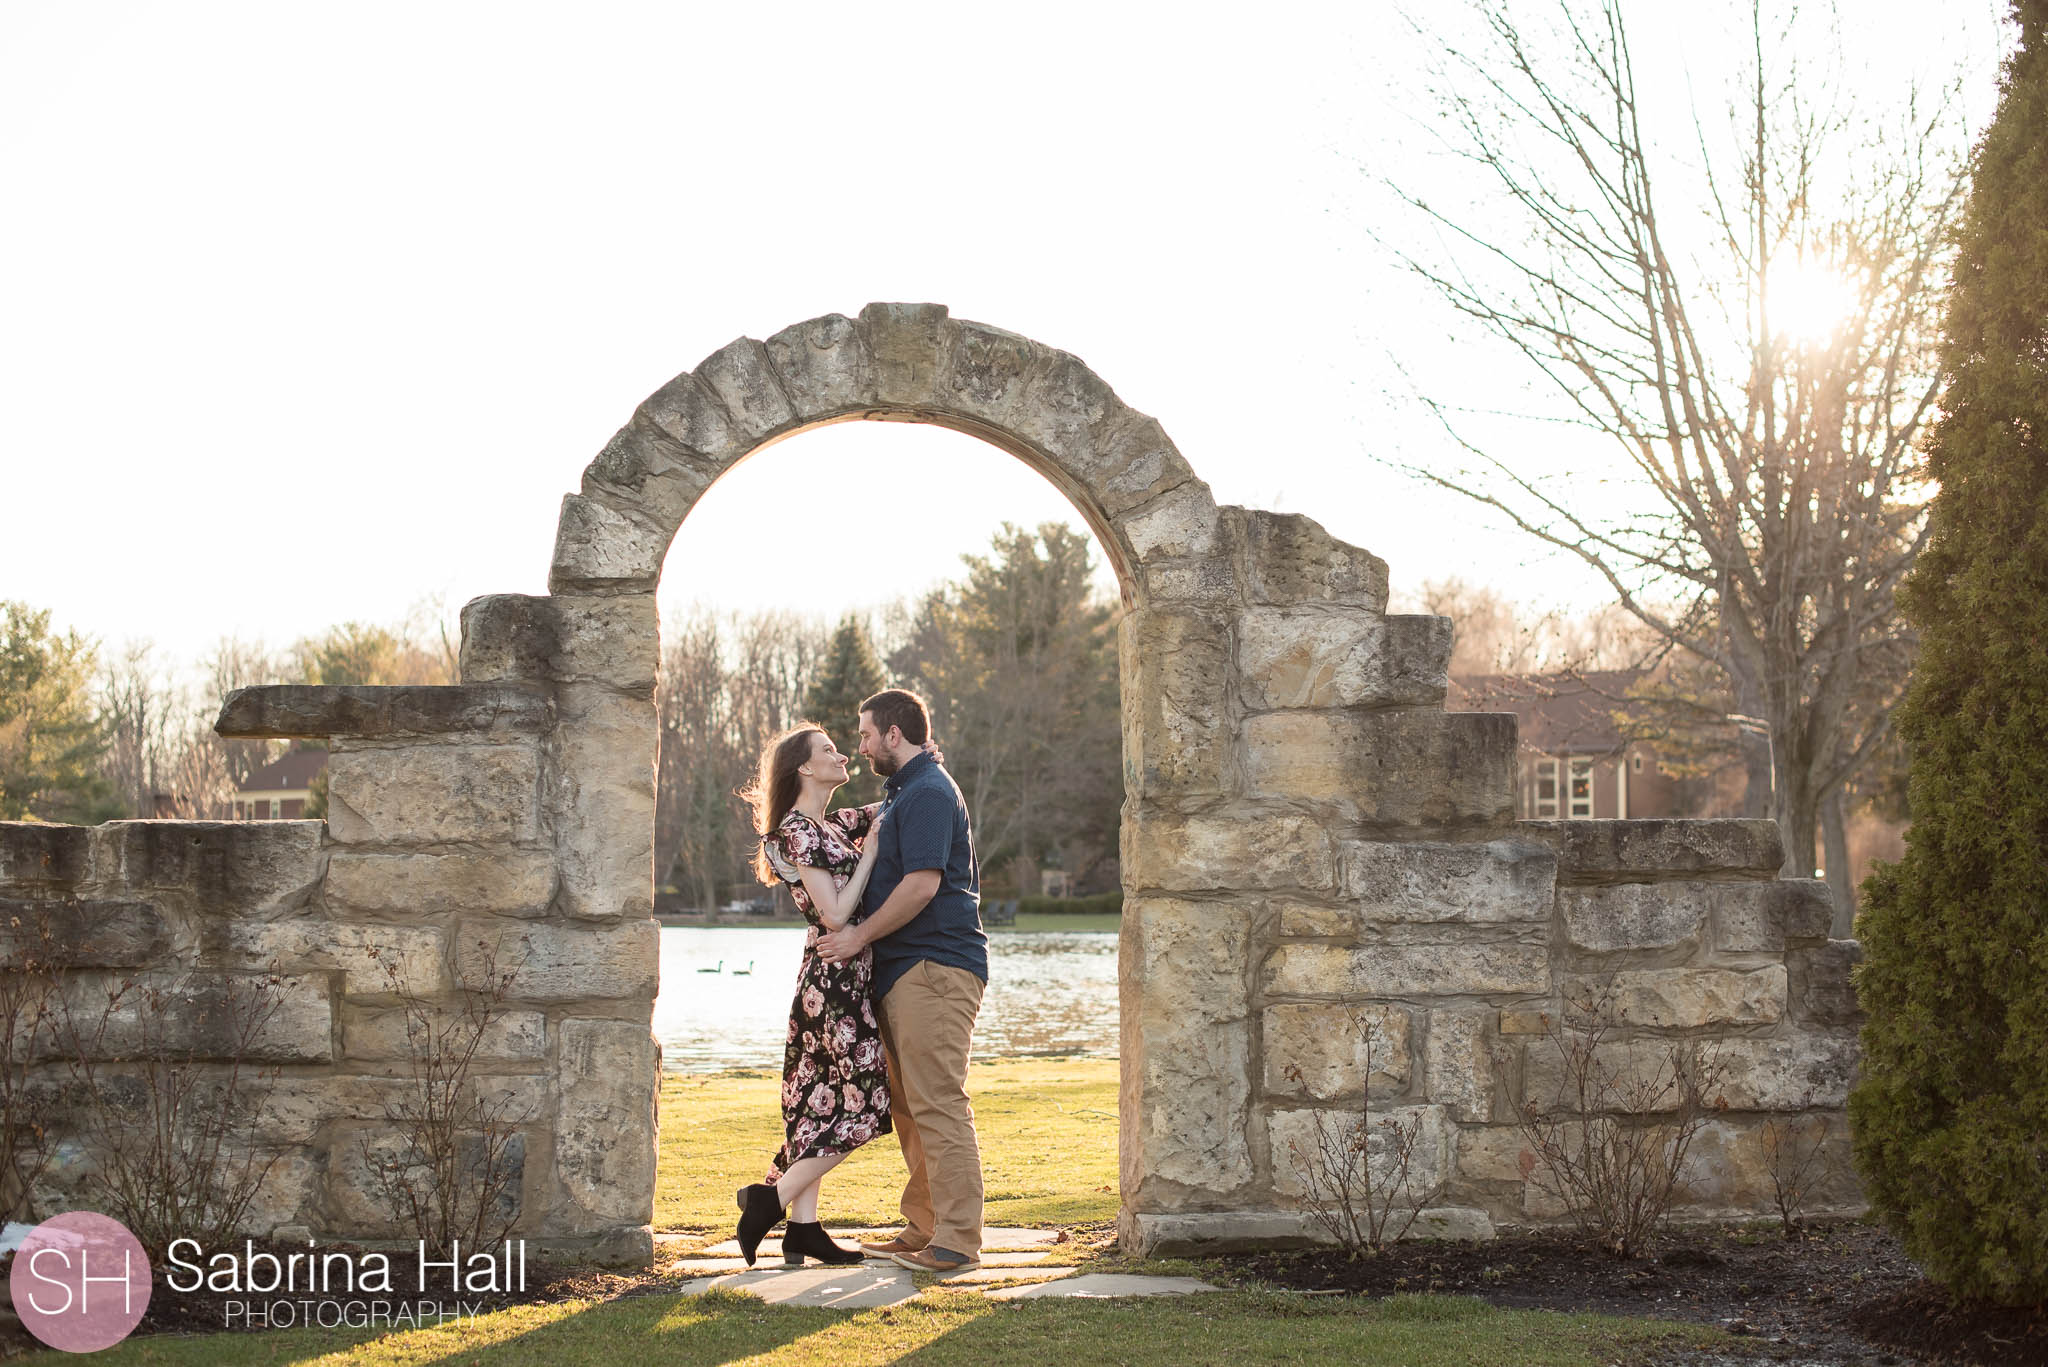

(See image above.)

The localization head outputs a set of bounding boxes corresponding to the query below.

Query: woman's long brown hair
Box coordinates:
[741,723,825,885]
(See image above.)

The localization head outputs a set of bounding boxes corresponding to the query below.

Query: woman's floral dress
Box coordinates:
[759,803,892,1181]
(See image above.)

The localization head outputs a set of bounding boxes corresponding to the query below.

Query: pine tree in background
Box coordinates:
[1849,0,2048,1305]
[803,615,886,806]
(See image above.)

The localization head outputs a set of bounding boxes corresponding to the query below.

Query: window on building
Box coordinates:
[1534,758,1559,817]
[1631,753,1643,772]
[1568,758,1594,817]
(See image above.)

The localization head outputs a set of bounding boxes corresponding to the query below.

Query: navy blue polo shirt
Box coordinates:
[863,751,986,999]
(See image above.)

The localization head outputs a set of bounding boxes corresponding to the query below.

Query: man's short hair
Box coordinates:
[860,688,930,746]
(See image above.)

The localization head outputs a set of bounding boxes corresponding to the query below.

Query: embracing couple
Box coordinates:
[734,687,989,1273]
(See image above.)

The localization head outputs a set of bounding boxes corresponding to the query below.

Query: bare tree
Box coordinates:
[1380,1,1965,929]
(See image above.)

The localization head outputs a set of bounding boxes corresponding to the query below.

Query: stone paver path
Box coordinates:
[662,1228,1218,1307]
[984,1274,1222,1300]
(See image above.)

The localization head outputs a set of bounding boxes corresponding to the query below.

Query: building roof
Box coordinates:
[238,747,329,793]
[1450,670,1647,756]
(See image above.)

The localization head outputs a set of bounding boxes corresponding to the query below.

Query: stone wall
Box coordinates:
[0,303,1865,1264]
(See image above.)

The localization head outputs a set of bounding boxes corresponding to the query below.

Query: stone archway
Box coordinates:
[2,303,1866,1266]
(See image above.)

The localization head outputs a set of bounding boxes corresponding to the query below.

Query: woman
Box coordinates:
[733,723,924,1266]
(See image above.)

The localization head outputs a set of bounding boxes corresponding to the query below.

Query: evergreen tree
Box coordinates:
[803,615,886,806]
[0,602,121,823]
[1849,0,2048,1305]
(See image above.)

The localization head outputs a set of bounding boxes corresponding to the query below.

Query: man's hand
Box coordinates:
[816,922,866,964]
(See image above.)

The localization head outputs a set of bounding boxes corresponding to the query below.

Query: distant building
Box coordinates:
[234,746,327,820]
[1450,670,1741,821]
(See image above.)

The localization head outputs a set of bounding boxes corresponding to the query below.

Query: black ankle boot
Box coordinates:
[782,1220,864,1266]
[735,1183,786,1267]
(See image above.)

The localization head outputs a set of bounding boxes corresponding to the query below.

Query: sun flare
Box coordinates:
[1766,259,1863,347]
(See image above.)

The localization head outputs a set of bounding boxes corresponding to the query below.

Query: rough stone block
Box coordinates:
[858,302,951,407]
[1456,1125,1540,1185]
[460,594,558,684]
[1589,966,1787,1028]
[551,685,656,921]
[1004,347,1119,478]
[1085,413,1198,517]
[1702,880,1817,953]
[1521,819,1784,882]
[327,742,541,846]
[1425,1010,1497,1121]
[766,312,874,416]
[1120,609,1231,796]
[1408,1207,1496,1241]
[1274,902,1355,938]
[325,1125,525,1239]
[540,594,658,693]
[217,684,552,740]
[1121,899,1254,1200]
[1498,1008,1554,1035]
[1141,555,1239,608]
[247,1075,410,1144]
[94,820,326,915]
[548,493,670,595]
[1264,941,1550,998]
[326,850,557,919]
[1261,1002,1410,1100]
[1270,1103,1450,1200]
[580,417,719,532]
[0,821,93,887]
[1121,1210,1325,1256]
[941,318,1039,424]
[54,972,332,1063]
[1559,883,1706,953]
[1236,609,1449,710]
[1121,809,1333,894]
[219,920,445,997]
[1241,711,1517,828]
[556,1019,659,1225]
[1228,509,1389,611]
[455,918,658,1004]
[1336,840,1556,924]
[1714,1034,1861,1110]
[1521,1036,1730,1116]
[695,336,800,442]
[1790,940,1863,1024]
[637,369,747,464]
[238,1150,317,1236]
[0,897,167,969]
[1121,482,1219,563]
[342,1005,547,1062]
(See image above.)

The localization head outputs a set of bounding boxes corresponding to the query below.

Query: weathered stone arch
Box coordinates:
[0,303,1868,1266]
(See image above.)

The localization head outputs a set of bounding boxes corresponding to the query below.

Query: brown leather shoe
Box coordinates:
[892,1246,980,1273]
[857,1234,927,1256]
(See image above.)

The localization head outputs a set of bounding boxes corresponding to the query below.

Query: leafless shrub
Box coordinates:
[362,934,528,1259]
[1504,982,1728,1258]
[1283,1012,1445,1254]
[54,968,287,1258]
[0,904,63,1226]
[1760,1096,1834,1234]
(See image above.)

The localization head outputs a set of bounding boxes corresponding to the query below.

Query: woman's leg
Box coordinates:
[776,1151,847,1222]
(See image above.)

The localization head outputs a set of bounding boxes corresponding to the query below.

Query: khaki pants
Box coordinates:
[877,960,985,1257]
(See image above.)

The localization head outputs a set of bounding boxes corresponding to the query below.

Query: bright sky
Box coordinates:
[0,2,2009,679]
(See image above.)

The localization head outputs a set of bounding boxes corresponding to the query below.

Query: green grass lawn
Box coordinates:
[657,1057,1121,1239]
[18,1058,1735,1365]
[44,1290,1723,1367]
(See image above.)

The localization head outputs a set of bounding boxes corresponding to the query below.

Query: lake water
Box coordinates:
[653,925,1119,1071]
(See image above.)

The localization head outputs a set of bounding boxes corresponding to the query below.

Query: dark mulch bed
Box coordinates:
[1223,1218,2048,1367]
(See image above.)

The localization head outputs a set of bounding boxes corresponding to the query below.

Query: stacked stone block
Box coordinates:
[0,303,1866,1264]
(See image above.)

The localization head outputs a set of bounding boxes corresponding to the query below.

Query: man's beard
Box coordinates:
[869,750,900,777]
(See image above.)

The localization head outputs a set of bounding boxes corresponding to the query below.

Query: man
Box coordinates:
[815,687,988,1273]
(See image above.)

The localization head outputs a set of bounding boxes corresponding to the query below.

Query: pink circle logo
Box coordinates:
[9,1212,152,1352]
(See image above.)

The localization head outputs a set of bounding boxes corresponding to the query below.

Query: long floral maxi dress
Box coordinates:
[759,803,893,1182]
